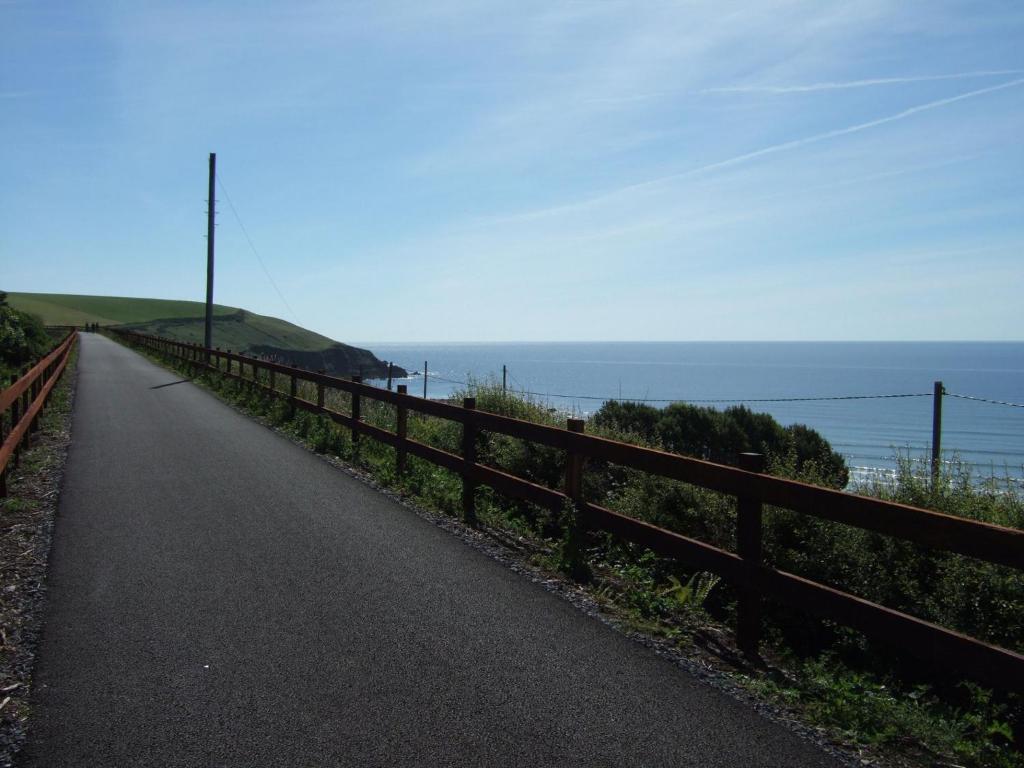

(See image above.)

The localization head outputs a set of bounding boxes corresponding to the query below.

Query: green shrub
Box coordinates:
[592,400,848,487]
[0,293,51,376]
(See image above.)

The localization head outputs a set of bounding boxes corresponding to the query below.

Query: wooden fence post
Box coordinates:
[30,376,40,433]
[316,374,325,410]
[462,397,477,526]
[565,418,585,502]
[351,376,362,450]
[396,384,408,478]
[40,361,50,410]
[290,372,298,419]
[737,452,766,659]
[9,374,20,466]
[0,399,6,496]
[562,418,591,580]
[20,370,31,449]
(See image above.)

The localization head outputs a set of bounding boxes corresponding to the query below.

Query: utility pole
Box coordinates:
[205,152,216,354]
[423,361,428,399]
[502,364,507,393]
[932,380,944,481]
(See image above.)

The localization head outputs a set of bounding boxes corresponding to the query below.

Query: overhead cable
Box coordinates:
[946,393,1024,409]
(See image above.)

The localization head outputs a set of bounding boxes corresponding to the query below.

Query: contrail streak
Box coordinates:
[682,77,1024,178]
[481,77,1024,226]
[703,70,1024,94]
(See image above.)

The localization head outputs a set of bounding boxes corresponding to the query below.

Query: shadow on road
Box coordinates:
[149,379,192,390]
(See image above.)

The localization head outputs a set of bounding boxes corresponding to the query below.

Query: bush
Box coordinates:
[592,400,848,487]
[0,293,51,376]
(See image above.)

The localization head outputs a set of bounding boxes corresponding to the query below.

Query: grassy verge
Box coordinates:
[123,338,1023,768]
[0,345,77,767]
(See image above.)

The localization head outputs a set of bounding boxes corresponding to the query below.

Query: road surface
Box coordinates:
[23,333,839,767]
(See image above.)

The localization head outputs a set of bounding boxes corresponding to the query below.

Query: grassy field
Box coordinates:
[7,292,394,376]
[127,309,337,352]
[6,292,237,327]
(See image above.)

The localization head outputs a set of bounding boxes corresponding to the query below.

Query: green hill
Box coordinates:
[5,292,237,327]
[6,292,403,378]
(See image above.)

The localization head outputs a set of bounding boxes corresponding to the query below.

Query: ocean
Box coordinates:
[360,342,1024,486]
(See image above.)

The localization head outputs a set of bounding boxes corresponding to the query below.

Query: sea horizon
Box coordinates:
[358,339,1024,345]
[360,340,1024,486]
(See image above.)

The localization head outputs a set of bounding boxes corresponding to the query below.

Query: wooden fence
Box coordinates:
[1,329,77,496]
[111,329,1024,691]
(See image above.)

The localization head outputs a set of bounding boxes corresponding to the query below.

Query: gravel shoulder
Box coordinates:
[0,348,77,768]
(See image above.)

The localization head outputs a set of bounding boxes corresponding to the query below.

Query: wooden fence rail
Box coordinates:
[1,330,77,496]
[111,329,1024,691]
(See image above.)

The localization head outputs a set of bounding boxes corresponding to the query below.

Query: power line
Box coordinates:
[215,172,330,373]
[382,366,940,405]
[356,362,1024,411]
[504,389,933,404]
[434,374,471,386]
[215,174,302,328]
[946,392,1024,409]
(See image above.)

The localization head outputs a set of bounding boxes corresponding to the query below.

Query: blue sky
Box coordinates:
[2,1,1022,341]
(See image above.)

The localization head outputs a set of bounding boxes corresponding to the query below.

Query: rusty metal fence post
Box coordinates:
[737,452,766,658]
[462,397,477,526]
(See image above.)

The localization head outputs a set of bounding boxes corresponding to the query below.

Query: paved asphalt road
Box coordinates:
[22,334,839,767]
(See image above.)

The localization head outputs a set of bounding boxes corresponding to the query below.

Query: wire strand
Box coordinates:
[215,174,303,327]
[382,370,935,405]
[344,362,1024,410]
[215,173,331,373]
[946,392,1024,409]
[504,389,932,404]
